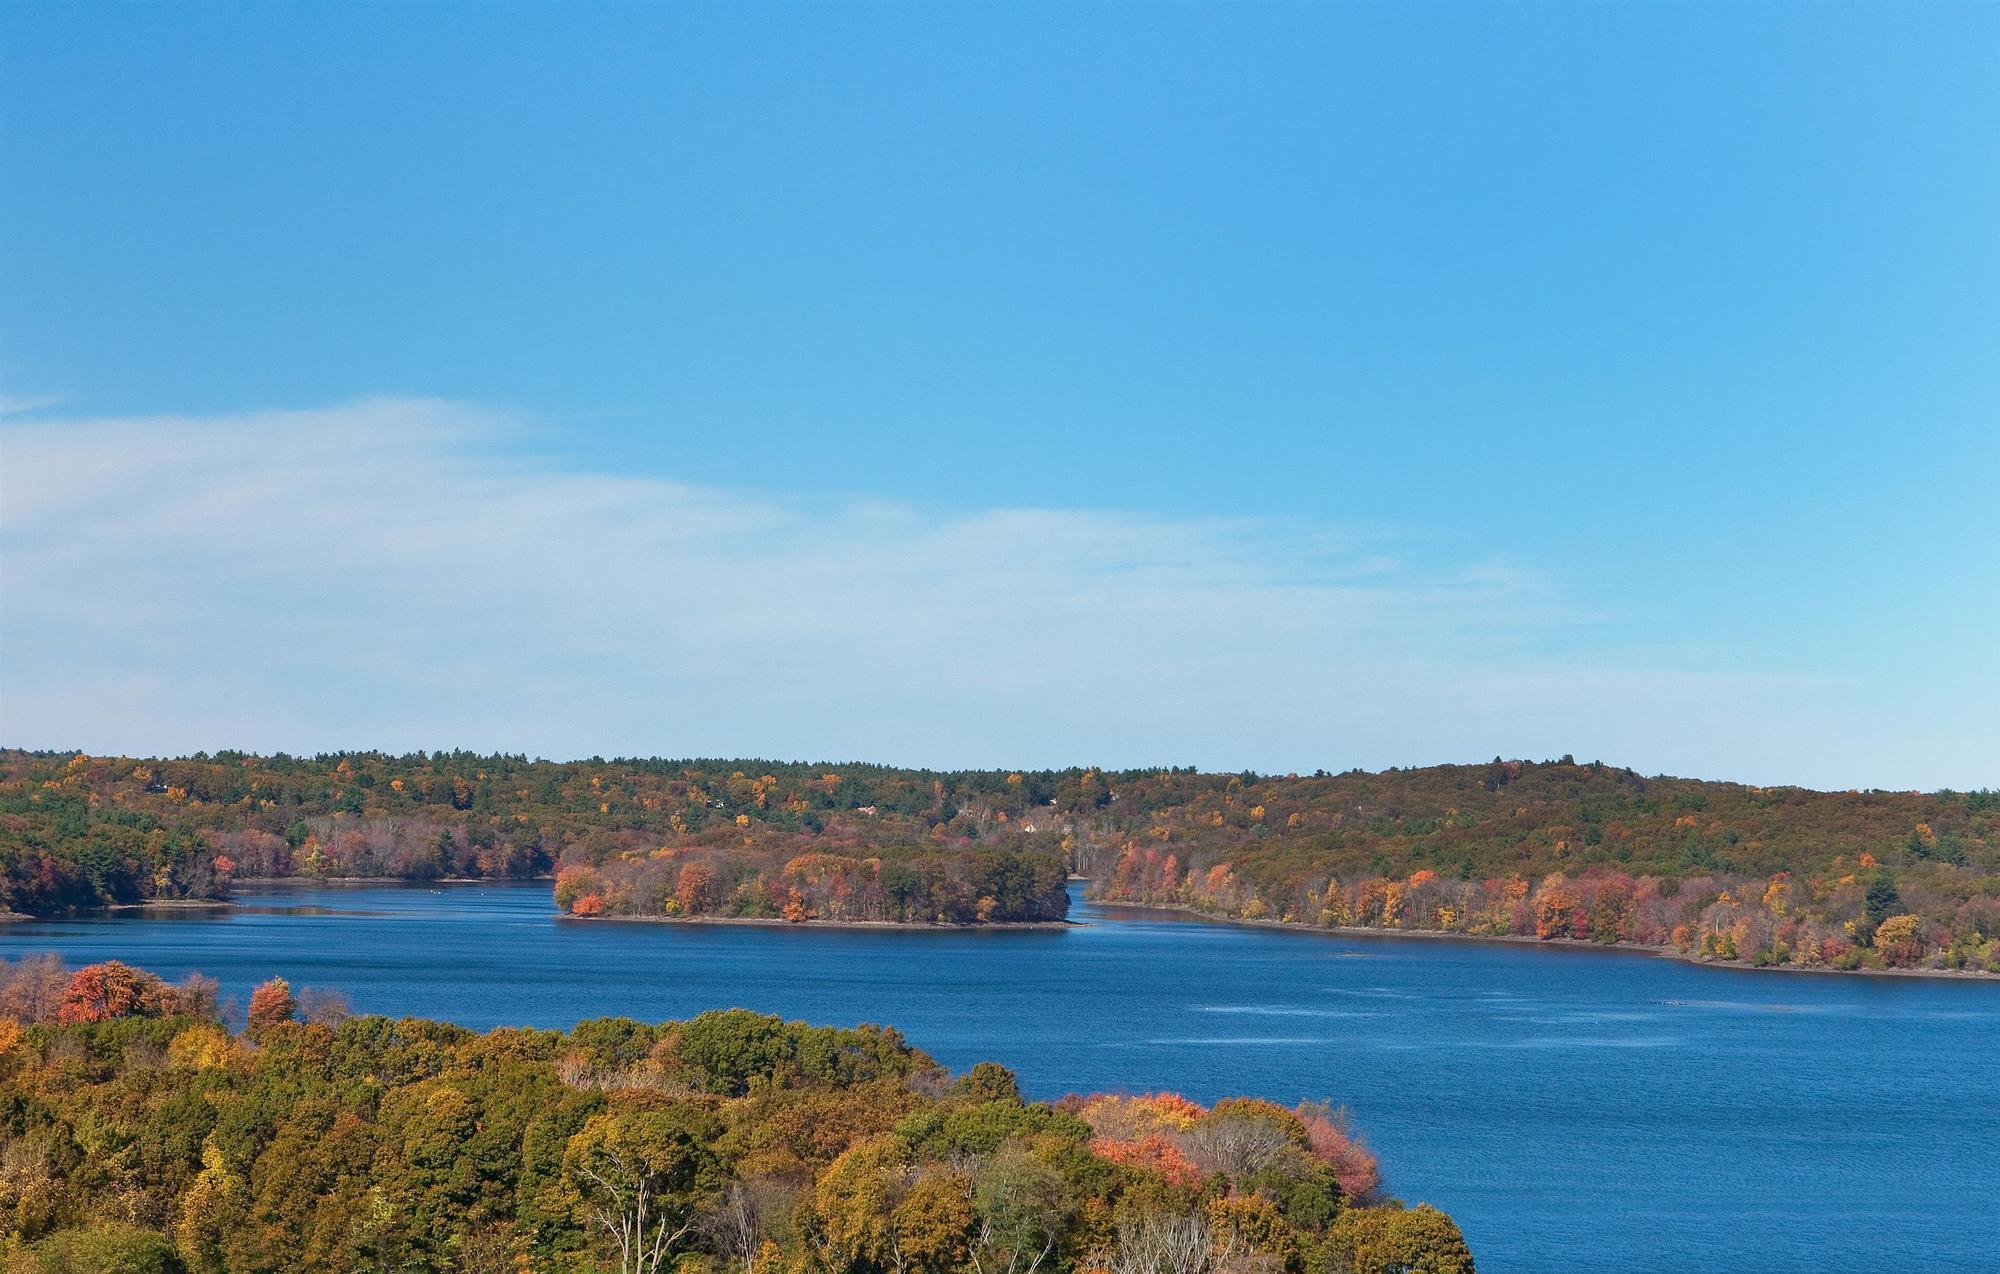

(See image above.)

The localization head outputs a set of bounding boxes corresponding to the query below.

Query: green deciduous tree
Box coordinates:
[561,1103,722,1274]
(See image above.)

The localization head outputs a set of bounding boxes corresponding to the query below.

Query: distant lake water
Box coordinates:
[4,880,1996,1273]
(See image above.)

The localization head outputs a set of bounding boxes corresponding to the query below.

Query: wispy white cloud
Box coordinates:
[0,398,1981,788]
[0,393,62,417]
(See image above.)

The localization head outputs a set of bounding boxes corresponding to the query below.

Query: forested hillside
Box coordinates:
[1084,758,2000,973]
[2,750,1995,968]
[0,956,1470,1274]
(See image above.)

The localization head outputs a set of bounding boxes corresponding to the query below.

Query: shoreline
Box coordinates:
[0,876,555,923]
[232,874,554,886]
[1085,899,2000,983]
[3,876,1072,931]
[572,913,1075,932]
[14,883,1993,978]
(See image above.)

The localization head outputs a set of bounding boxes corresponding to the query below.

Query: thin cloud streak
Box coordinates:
[0,394,62,417]
[0,399,1981,789]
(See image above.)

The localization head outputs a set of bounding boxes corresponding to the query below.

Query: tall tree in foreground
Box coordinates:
[561,1104,722,1274]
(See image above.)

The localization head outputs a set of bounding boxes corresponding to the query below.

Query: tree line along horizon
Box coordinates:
[0,954,1471,1274]
[2,748,1996,973]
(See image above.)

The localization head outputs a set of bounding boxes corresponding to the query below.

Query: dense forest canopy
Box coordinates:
[0,956,1470,1274]
[1,749,1995,968]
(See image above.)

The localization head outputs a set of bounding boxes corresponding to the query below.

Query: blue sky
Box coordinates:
[1,2,1994,788]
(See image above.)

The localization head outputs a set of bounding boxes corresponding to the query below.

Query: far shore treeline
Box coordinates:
[2,750,1996,972]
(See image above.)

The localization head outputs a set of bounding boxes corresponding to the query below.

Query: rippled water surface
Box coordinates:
[5,881,1997,1272]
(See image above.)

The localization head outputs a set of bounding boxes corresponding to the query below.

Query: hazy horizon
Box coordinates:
[0,737,1980,798]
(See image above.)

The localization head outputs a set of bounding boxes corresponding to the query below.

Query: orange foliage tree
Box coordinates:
[56,961,178,1025]
[676,862,717,914]
[246,976,297,1037]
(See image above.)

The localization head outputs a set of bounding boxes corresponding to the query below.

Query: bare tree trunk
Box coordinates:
[1106,1209,1216,1274]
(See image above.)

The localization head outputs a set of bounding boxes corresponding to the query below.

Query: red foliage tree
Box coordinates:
[246,976,298,1036]
[56,961,176,1025]
[1300,1103,1382,1204]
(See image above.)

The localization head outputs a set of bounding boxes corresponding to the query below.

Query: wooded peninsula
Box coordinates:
[0,956,1468,1274]
[3,750,1995,973]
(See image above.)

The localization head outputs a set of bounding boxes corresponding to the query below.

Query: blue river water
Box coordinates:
[3,880,1996,1272]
